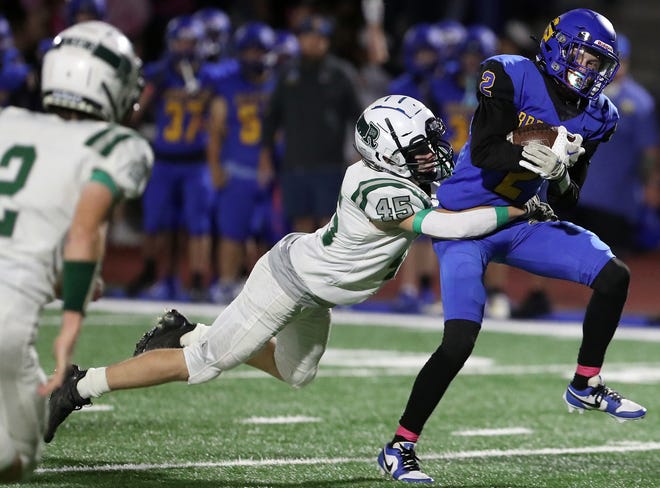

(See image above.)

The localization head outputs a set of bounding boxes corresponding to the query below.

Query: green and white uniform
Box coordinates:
[184,161,499,388]
[0,107,153,473]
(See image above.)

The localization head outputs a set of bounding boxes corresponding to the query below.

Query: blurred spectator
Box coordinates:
[0,15,31,107]
[206,21,277,304]
[126,15,214,302]
[388,23,444,108]
[259,13,362,233]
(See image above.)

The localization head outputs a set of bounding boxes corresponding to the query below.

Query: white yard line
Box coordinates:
[44,298,660,342]
[452,427,533,437]
[36,441,660,473]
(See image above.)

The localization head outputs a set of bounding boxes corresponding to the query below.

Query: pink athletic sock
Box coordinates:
[576,365,601,379]
[395,425,419,443]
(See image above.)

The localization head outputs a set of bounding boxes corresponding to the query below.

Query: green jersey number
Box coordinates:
[0,145,36,237]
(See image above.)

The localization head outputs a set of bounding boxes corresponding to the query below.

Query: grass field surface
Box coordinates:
[23,301,660,487]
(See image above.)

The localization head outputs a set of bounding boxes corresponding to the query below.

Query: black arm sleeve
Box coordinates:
[470,60,524,172]
[547,140,599,210]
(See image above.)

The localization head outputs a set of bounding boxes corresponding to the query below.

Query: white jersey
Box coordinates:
[0,107,153,300]
[290,161,431,305]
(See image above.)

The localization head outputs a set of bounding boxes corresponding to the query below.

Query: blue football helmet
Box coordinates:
[194,8,232,61]
[65,0,106,26]
[234,22,276,77]
[536,8,619,100]
[461,25,497,59]
[0,16,13,51]
[273,29,300,66]
[435,19,467,63]
[166,15,204,63]
[402,23,444,78]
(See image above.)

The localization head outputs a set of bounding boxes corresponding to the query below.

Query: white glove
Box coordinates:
[552,126,585,168]
[519,143,567,180]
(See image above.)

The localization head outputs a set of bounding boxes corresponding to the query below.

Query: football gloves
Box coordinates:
[519,126,585,179]
[522,195,558,224]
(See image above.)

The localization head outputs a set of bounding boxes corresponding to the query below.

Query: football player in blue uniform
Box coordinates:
[207,22,277,303]
[65,0,106,25]
[378,9,647,484]
[0,16,30,108]
[129,15,214,301]
[389,23,444,108]
[193,7,238,80]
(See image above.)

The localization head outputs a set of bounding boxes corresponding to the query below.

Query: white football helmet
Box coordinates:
[42,21,143,123]
[354,95,454,184]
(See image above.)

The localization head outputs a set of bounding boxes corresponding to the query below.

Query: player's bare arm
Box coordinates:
[39,182,114,397]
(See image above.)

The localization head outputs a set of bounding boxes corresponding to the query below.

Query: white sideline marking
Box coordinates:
[78,404,114,413]
[452,427,533,437]
[45,298,660,342]
[36,441,660,473]
[239,416,321,425]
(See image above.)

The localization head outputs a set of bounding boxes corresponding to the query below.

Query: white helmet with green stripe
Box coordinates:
[354,95,454,184]
[41,21,143,123]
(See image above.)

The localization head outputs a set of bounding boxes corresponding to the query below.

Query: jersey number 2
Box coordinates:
[0,145,36,237]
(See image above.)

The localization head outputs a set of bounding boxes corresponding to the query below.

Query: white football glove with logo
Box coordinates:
[552,125,585,167]
[519,143,566,180]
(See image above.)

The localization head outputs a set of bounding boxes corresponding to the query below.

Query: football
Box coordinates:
[507,123,559,147]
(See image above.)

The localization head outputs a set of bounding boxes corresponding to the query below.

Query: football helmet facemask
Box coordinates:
[41,21,143,123]
[536,8,619,100]
[354,95,454,185]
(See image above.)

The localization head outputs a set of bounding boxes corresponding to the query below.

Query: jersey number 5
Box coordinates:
[0,145,36,237]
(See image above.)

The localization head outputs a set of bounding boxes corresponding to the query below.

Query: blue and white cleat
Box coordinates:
[377,441,434,483]
[563,375,647,423]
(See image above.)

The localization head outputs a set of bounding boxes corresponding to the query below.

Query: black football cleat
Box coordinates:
[44,365,91,443]
[133,309,197,356]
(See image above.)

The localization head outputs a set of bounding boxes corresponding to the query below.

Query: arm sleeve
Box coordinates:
[413,207,508,239]
[470,60,525,172]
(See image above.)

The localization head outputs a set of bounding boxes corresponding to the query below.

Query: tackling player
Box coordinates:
[378,9,647,483]
[42,95,550,446]
[0,21,152,482]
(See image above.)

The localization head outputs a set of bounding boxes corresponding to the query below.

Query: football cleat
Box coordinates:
[133,309,198,356]
[377,441,434,483]
[44,365,91,443]
[563,375,647,423]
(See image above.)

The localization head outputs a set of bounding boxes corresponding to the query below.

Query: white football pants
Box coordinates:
[184,254,331,387]
[0,278,47,478]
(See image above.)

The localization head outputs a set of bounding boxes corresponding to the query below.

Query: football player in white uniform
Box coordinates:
[43,95,547,445]
[0,22,152,482]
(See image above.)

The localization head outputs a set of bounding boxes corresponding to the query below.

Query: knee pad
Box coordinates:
[274,343,325,389]
[438,319,481,367]
[592,258,630,298]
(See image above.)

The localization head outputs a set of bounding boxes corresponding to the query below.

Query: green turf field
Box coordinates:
[25,306,660,487]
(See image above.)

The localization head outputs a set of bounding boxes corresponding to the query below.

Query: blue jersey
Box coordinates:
[437,55,619,210]
[144,59,214,160]
[579,77,657,220]
[214,70,275,174]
